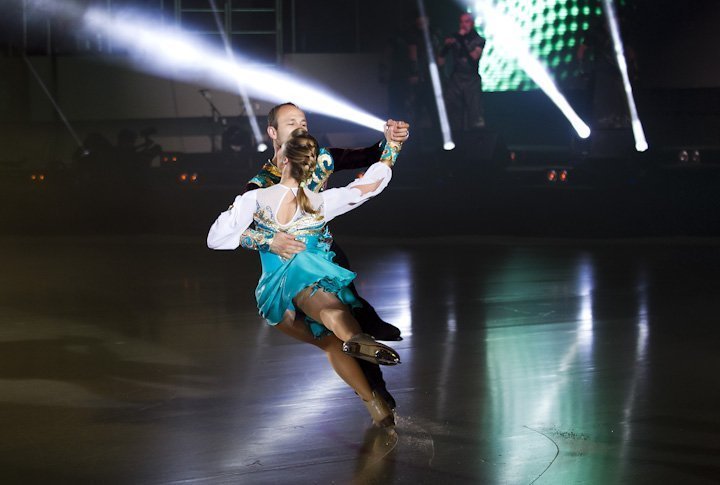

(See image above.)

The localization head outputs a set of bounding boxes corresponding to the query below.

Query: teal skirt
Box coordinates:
[255,244,360,338]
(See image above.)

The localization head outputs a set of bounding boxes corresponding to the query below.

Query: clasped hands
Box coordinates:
[385,119,410,144]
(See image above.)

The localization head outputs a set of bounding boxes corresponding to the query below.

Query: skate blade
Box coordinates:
[343,342,401,366]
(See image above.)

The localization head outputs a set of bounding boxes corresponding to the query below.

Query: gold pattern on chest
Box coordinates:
[254,203,326,236]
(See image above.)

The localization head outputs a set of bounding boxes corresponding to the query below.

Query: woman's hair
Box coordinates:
[282,128,319,214]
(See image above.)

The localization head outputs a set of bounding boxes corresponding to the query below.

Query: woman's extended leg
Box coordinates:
[278,310,397,409]
[274,311,394,427]
[293,288,360,341]
[274,312,372,401]
[294,287,400,365]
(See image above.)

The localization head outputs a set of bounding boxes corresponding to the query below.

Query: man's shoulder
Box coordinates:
[470,30,486,46]
[247,160,281,189]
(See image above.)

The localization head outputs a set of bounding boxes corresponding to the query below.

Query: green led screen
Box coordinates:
[474,0,602,92]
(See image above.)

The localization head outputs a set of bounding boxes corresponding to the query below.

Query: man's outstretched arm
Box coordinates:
[328,120,409,172]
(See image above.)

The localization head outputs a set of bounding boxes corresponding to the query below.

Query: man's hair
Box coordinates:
[267,102,299,128]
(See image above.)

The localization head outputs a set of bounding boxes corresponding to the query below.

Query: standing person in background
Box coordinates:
[438,12,486,131]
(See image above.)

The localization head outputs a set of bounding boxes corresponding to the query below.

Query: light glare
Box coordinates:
[78,5,388,133]
[473,1,591,139]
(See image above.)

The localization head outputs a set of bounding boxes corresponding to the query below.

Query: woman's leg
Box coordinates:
[294,287,361,341]
[275,304,396,427]
[277,311,396,409]
[274,311,373,401]
[294,287,400,365]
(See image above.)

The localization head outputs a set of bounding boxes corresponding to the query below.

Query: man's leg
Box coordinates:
[465,75,485,128]
[330,241,402,342]
[445,75,464,132]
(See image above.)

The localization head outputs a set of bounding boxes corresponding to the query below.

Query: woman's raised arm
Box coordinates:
[321,137,401,222]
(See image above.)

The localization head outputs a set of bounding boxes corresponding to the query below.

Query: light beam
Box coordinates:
[82,7,387,132]
[24,0,388,134]
[471,1,591,139]
[417,0,455,150]
[207,0,265,148]
[602,0,648,152]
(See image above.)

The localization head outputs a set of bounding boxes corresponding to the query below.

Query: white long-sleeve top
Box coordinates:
[207,161,392,250]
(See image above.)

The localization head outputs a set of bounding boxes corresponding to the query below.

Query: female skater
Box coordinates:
[207,128,401,427]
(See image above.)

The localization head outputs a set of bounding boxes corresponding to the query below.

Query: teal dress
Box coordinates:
[248,188,363,338]
[256,235,360,338]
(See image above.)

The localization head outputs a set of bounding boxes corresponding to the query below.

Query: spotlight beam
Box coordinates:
[81,7,387,133]
[23,56,84,150]
[602,0,648,152]
[24,0,388,134]
[207,0,264,148]
[417,0,454,150]
[472,1,591,139]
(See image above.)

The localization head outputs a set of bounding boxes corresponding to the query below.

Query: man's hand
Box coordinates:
[270,232,306,259]
[386,120,410,144]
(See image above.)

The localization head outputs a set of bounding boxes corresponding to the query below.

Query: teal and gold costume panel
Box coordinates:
[247,161,281,189]
[241,141,389,252]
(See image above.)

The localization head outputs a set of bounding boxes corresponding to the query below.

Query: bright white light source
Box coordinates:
[472,1,591,139]
[257,143,268,152]
[443,141,456,151]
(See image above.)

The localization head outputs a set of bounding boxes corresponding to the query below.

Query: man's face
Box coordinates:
[270,105,308,149]
[459,14,474,35]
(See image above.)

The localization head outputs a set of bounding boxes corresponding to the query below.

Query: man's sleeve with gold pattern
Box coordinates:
[239,228,272,252]
[306,147,335,192]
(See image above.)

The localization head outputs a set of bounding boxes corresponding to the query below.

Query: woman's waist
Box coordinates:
[255,230,331,249]
[293,234,326,246]
[259,236,328,259]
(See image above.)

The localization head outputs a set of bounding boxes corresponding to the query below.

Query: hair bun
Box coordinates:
[290,128,309,138]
